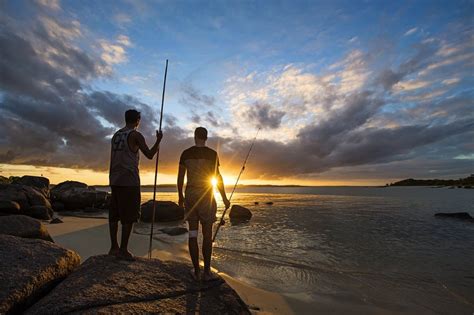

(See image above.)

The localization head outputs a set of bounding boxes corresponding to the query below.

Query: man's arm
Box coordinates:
[216,170,230,209]
[135,131,162,159]
[177,164,186,208]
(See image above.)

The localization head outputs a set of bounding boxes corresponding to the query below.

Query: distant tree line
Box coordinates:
[388,174,474,187]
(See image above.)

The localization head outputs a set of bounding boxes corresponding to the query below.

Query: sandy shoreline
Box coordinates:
[46,216,295,314]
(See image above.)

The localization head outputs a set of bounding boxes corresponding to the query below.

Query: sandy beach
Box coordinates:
[46,216,295,314]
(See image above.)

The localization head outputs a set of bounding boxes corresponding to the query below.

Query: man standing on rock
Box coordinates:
[177,127,230,281]
[109,109,163,260]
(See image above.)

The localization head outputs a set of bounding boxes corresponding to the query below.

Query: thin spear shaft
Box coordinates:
[212,128,260,243]
[148,59,168,259]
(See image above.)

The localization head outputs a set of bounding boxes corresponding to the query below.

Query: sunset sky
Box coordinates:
[0,0,473,186]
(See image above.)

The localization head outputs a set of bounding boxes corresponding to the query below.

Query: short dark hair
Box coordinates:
[194,127,208,140]
[125,109,141,124]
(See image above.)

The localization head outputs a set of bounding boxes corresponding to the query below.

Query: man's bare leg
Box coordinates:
[188,220,200,280]
[108,221,120,255]
[118,223,134,260]
[202,222,218,281]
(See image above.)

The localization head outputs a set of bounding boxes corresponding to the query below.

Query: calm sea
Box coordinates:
[121,186,474,313]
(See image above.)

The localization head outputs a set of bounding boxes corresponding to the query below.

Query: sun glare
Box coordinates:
[211,177,218,188]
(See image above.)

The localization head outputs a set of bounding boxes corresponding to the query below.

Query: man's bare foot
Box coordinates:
[202,270,219,282]
[117,249,135,261]
[108,247,120,256]
[190,268,201,281]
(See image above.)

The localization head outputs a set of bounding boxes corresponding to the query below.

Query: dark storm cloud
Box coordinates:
[0,12,180,172]
[298,91,383,157]
[244,102,286,129]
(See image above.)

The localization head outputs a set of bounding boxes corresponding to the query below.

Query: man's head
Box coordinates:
[194,127,208,145]
[125,109,141,127]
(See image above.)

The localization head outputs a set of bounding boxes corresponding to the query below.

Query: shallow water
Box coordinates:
[116,186,474,313]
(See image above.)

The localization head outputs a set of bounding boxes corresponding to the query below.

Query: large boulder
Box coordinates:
[26,255,249,314]
[50,181,88,195]
[0,200,21,215]
[0,184,52,213]
[229,205,253,221]
[27,205,54,220]
[12,176,50,198]
[435,212,474,222]
[0,215,53,241]
[50,181,108,211]
[0,235,80,314]
[141,200,184,222]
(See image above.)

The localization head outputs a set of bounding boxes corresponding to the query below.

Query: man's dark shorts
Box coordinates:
[110,186,141,224]
[185,187,217,224]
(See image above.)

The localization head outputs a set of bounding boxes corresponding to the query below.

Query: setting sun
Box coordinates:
[211,177,218,188]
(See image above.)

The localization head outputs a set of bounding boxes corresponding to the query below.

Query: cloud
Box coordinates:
[113,13,132,25]
[244,103,285,129]
[404,27,418,36]
[0,10,165,172]
[116,35,132,47]
[180,83,216,108]
[99,40,128,65]
[35,0,61,11]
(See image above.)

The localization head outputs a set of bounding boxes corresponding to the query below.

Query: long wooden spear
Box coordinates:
[148,59,168,259]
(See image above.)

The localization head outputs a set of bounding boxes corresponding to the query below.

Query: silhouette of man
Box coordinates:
[109,109,163,260]
[177,127,230,281]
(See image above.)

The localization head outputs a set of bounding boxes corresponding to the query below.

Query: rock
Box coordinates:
[50,181,108,211]
[26,255,249,314]
[0,183,51,212]
[0,215,53,241]
[159,227,188,236]
[12,176,50,198]
[50,218,63,224]
[265,202,274,205]
[141,200,184,222]
[229,205,253,221]
[51,201,65,212]
[50,181,88,195]
[0,200,21,215]
[0,235,80,314]
[83,207,104,213]
[27,205,54,220]
[435,212,474,222]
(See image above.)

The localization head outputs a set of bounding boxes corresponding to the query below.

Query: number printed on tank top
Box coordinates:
[112,132,128,151]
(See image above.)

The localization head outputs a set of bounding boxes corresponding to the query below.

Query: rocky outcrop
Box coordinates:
[229,205,253,221]
[12,176,50,198]
[0,235,80,314]
[27,205,54,220]
[0,184,52,218]
[0,200,21,215]
[0,215,53,242]
[141,200,184,222]
[26,255,249,314]
[50,181,109,211]
[435,212,474,222]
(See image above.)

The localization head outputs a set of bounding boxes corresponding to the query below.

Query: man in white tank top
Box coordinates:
[109,109,163,260]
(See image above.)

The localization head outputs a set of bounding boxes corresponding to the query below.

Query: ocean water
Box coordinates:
[137,186,473,313]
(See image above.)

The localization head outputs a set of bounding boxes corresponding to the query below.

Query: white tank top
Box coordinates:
[109,128,140,186]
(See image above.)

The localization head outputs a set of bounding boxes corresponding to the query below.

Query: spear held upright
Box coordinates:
[148,59,168,259]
